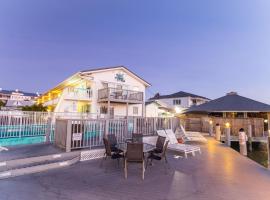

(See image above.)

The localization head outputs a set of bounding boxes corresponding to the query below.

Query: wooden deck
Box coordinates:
[1,137,270,200]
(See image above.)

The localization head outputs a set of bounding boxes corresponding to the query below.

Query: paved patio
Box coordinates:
[1,137,270,200]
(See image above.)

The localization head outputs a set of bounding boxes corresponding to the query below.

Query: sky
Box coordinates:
[0,0,270,103]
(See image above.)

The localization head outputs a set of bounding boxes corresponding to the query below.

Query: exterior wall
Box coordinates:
[41,68,147,117]
[146,103,159,117]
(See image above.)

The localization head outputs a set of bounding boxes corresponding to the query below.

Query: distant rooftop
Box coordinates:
[0,89,39,97]
[186,92,270,113]
[149,91,210,100]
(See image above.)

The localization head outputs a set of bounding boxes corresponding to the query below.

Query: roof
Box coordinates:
[185,93,270,113]
[80,66,151,87]
[149,91,210,100]
[0,90,38,97]
[5,100,35,107]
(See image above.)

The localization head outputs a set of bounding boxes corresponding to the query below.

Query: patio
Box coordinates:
[1,137,270,200]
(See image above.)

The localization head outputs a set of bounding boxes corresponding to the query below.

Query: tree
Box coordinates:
[0,100,5,109]
[21,104,48,112]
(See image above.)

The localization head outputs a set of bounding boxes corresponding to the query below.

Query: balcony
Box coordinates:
[65,88,92,101]
[98,88,143,104]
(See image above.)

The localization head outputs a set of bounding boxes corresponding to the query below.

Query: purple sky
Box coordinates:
[0,0,270,103]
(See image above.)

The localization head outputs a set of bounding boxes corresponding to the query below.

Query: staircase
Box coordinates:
[0,151,81,179]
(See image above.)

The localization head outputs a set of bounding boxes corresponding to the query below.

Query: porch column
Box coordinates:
[268,113,270,136]
[244,112,248,118]
[107,100,110,119]
[223,112,226,118]
[126,102,129,117]
[141,103,145,117]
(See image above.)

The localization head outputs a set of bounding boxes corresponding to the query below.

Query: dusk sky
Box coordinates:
[0,1,270,103]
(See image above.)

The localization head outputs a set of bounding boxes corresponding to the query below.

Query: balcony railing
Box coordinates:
[65,88,92,100]
[98,88,143,103]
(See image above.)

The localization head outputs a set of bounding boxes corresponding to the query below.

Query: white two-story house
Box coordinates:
[146,91,210,117]
[38,66,151,118]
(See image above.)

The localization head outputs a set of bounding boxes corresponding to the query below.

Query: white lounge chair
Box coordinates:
[0,146,8,152]
[178,125,207,143]
[157,130,201,158]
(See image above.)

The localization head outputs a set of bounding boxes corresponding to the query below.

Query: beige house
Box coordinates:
[37,66,151,117]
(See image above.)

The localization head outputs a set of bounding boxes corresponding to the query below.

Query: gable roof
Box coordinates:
[80,66,151,87]
[149,91,210,100]
[185,93,270,113]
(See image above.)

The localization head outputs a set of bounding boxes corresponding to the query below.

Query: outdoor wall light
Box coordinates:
[175,107,181,114]
[225,122,230,128]
[209,120,213,125]
[264,119,268,123]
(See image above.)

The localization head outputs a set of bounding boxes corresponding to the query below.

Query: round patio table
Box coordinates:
[117,142,155,153]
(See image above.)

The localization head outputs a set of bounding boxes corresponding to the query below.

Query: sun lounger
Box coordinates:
[157,130,201,158]
[178,125,207,143]
[0,146,8,152]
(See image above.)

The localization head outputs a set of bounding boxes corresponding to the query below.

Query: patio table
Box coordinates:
[117,142,155,153]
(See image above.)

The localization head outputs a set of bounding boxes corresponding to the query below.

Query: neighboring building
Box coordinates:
[145,100,174,117]
[146,91,210,117]
[37,66,151,117]
[0,89,39,110]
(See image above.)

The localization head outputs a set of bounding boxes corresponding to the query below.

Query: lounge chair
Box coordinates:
[178,125,207,143]
[0,146,8,152]
[157,130,201,158]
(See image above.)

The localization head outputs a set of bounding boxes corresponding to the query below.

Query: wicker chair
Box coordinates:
[124,143,145,180]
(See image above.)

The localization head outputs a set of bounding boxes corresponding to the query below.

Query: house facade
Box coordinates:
[146,91,210,117]
[37,66,151,117]
[0,89,39,110]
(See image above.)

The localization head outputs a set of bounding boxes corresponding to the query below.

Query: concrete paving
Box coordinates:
[1,137,270,200]
[0,143,62,161]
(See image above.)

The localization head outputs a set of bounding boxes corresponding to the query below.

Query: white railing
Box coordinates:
[65,88,92,100]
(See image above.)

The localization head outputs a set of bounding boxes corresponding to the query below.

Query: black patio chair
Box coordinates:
[146,141,169,170]
[101,138,124,168]
[152,135,166,154]
[124,143,145,180]
[132,133,143,143]
[107,134,123,153]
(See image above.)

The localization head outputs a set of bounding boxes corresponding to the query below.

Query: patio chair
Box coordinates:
[107,134,123,153]
[178,125,207,143]
[101,138,124,168]
[157,130,201,158]
[124,143,145,180]
[151,135,166,154]
[146,140,169,170]
[132,133,143,143]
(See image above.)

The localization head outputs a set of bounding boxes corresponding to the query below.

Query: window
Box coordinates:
[192,99,197,105]
[133,106,139,115]
[100,106,108,114]
[173,99,181,105]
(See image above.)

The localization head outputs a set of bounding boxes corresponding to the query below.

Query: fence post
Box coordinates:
[239,129,247,156]
[248,124,252,152]
[225,126,231,146]
[215,124,221,141]
[209,121,213,136]
[105,119,109,136]
[66,120,72,153]
[267,136,270,169]
[45,117,52,143]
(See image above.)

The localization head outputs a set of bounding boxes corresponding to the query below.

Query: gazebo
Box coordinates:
[184,92,270,136]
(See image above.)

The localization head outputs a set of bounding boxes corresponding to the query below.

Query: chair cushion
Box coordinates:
[148,153,161,161]
[111,153,124,159]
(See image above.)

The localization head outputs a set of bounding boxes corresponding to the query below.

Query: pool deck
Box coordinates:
[0,143,62,162]
[1,137,270,200]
